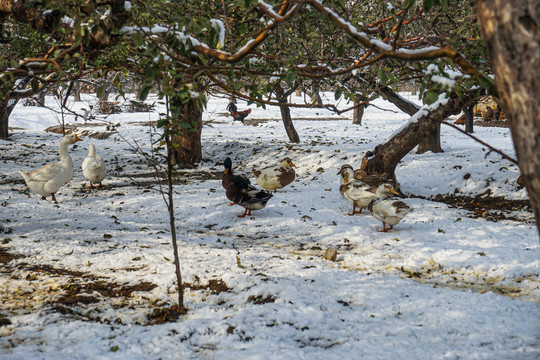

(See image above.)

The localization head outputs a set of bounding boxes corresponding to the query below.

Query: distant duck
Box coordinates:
[338,167,377,215]
[252,157,296,192]
[368,184,413,232]
[226,176,273,218]
[82,144,107,188]
[19,133,83,203]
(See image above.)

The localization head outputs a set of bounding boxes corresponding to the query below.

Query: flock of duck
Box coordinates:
[222,157,413,232]
[19,134,107,203]
[18,134,412,232]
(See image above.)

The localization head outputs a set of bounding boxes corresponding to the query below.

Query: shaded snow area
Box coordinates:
[1,93,539,359]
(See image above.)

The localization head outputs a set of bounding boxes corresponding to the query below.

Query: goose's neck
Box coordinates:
[59,140,72,162]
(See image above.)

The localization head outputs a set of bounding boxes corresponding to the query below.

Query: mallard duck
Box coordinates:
[368,184,413,232]
[222,157,235,190]
[223,157,252,205]
[252,157,296,192]
[226,176,273,218]
[82,144,107,188]
[338,165,378,215]
[19,133,83,203]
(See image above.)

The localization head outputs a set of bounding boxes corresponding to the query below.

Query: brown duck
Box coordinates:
[252,157,296,192]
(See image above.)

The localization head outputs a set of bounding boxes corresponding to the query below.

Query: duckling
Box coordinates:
[337,164,377,215]
[368,184,413,232]
[226,176,273,218]
[253,157,296,192]
[19,133,83,203]
[82,144,107,188]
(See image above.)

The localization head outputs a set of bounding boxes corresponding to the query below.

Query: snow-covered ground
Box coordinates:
[0,92,538,359]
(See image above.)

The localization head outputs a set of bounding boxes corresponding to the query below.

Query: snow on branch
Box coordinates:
[305,0,495,93]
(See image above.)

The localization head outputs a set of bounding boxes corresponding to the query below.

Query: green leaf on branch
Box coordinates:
[157,118,169,129]
[139,84,153,101]
[424,90,440,105]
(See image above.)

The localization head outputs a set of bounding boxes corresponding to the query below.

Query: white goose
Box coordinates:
[82,144,107,188]
[368,184,413,232]
[19,133,83,203]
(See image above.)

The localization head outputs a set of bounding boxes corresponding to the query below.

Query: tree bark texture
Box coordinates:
[417,127,443,154]
[380,86,420,115]
[352,101,364,125]
[476,0,540,236]
[365,94,471,181]
[0,97,8,139]
[464,104,474,133]
[279,103,300,143]
[380,86,443,153]
[275,84,300,142]
[170,97,203,168]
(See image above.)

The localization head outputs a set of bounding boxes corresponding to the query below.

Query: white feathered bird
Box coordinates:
[338,164,378,215]
[252,157,296,192]
[368,184,413,232]
[82,144,107,188]
[19,133,83,203]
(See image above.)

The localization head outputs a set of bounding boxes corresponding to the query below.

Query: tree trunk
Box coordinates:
[279,102,300,142]
[352,100,364,125]
[275,84,300,142]
[170,97,203,168]
[476,0,540,236]
[365,94,472,180]
[73,81,81,102]
[380,86,443,154]
[0,97,9,139]
[464,104,474,133]
[417,127,444,154]
[310,83,323,106]
[37,91,46,107]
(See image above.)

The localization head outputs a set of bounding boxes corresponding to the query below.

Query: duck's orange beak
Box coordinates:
[74,133,83,142]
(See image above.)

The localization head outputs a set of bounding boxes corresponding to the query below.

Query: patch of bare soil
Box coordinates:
[184,276,231,294]
[411,193,532,223]
[397,264,539,301]
[0,249,166,325]
[0,248,231,325]
[0,246,25,264]
[475,119,510,128]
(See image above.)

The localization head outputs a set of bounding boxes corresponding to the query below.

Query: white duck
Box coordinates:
[19,133,83,203]
[368,184,413,232]
[82,144,107,188]
[337,164,378,215]
[252,157,296,192]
